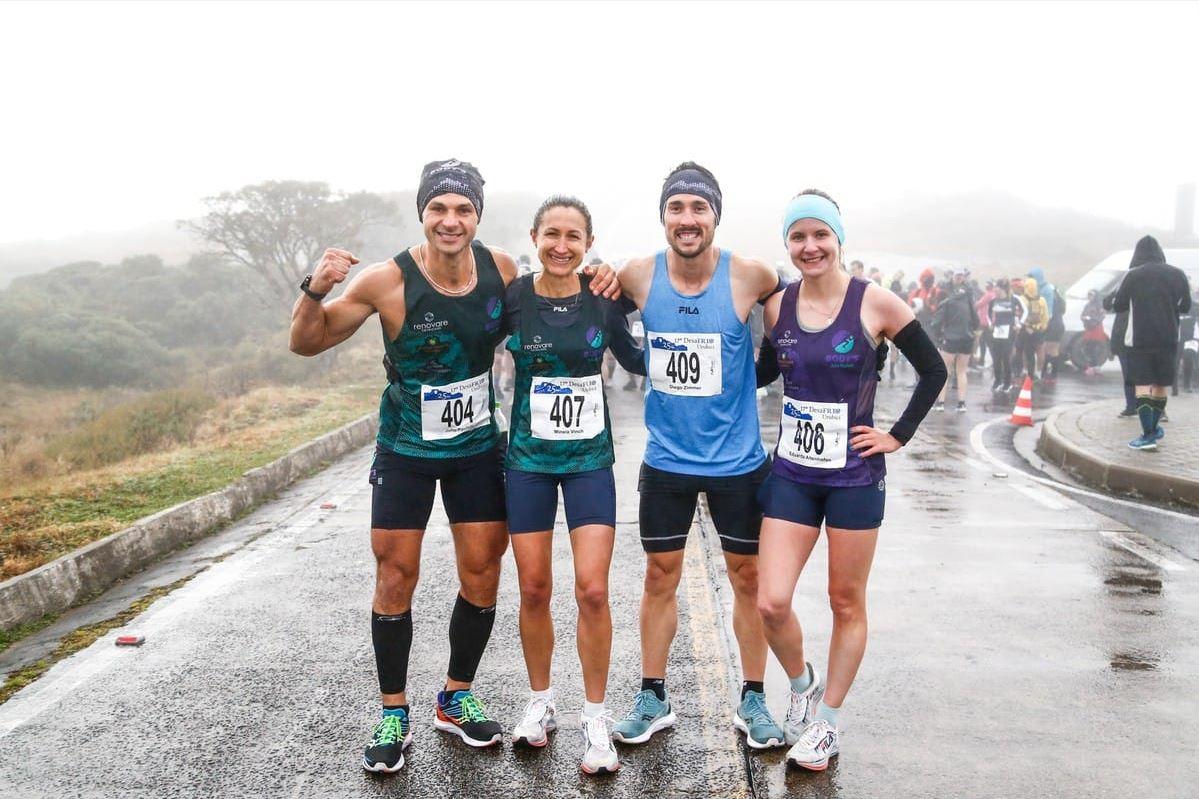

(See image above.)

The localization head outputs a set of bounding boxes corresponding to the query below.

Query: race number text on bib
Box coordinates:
[647,331,722,397]
[529,376,605,440]
[992,323,1010,340]
[420,372,491,441]
[777,398,848,469]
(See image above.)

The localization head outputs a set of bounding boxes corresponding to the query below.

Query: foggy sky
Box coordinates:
[2,0,1197,251]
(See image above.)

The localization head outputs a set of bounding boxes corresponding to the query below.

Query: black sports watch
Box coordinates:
[300,274,328,302]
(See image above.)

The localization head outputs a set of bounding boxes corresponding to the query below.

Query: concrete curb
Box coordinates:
[1037,407,1199,508]
[0,413,378,631]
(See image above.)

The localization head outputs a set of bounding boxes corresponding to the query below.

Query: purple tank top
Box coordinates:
[768,277,884,487]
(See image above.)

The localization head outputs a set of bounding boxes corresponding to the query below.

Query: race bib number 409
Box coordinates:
[420,372,492,441]
[647,331,722,397]
[529,376,605,440]
[777,399,848,469]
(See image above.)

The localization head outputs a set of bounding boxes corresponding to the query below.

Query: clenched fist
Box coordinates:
[311,248,360,294]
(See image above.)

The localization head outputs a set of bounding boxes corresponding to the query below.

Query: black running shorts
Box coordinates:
[637,459,770,555]
[1126,347,1177,387]
[370,445,506,530]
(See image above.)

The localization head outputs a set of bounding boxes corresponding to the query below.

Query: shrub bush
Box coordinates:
[44,389,216,469]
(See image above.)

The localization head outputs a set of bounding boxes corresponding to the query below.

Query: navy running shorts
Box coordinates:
[370,445,506,530]
[758,472,886,531]
[637,459,770,555]
[504,467,616,534]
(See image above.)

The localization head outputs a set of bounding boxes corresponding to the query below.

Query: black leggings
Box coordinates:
[989,338,1012,387]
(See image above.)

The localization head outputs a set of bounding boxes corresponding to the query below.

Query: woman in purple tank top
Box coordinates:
[754,190,946,771]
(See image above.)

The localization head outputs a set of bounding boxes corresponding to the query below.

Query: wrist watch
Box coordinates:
[300,274,328,302]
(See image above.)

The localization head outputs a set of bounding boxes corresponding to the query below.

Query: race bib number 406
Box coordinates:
[529,376,605,440]
[647,331,722,396]
[420,372,492,441]
[777,398,848,469]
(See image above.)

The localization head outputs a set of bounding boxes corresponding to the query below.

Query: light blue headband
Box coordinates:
[781,194,844,244]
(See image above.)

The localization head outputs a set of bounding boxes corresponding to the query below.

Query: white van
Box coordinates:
[1061,248,1199,368]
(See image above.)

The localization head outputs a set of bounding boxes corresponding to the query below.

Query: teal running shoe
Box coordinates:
[733,690,786,749]
[363,710,412,773]
[611,689,676,744]
[1128,434,1158,451]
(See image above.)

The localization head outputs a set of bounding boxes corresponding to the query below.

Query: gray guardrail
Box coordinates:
[0,413,377,631]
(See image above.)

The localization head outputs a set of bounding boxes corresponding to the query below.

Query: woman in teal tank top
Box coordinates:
[503,196,643,774]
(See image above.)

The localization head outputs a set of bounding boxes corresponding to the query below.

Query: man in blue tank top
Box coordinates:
[609,162,788,750]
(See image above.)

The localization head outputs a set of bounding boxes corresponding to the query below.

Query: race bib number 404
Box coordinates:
[647,331,722,397]
[420,372,492,441]
[530,376,605,440]
[777,399,848,469]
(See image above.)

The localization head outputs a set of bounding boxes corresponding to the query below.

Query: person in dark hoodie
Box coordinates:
[1104,235,1192,450]
[1107,283,1138,416]
[932,268,980,411]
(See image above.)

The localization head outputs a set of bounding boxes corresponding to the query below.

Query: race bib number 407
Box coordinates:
[420,372,492,441]
[647,331,722,397]
[529,376,605,440]
[777,399,848,469]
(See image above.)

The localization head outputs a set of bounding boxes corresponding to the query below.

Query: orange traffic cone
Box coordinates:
[1010,376,1034,426]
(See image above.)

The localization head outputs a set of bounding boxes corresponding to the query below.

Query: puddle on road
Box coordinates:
[1110,651,1159,672]
[1103,573,1163,595]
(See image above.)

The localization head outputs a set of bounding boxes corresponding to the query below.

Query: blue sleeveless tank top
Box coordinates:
[767,277,884,487]
[641,249,766,476]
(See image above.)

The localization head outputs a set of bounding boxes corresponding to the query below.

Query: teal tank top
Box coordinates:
[505,274,614,474]
[377,241,506,458]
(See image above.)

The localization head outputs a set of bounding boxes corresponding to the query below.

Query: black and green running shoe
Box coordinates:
[363,710,412,773]
[433,689,502,747]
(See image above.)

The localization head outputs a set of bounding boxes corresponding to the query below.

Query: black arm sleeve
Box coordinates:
[756,334,780,388]
[759,274,786,305]
[604,300,646,375]
[888,320,948,445]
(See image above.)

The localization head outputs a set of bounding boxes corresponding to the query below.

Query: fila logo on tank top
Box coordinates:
[640,250,766,477]
[768,277,885,487]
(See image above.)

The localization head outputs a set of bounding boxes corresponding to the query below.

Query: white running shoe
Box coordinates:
[786,719,840,771]
[580,712,620,774]
[512,696,557,747]
[784,662,824,745]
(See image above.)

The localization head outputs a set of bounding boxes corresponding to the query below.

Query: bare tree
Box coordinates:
[182,181,398,308]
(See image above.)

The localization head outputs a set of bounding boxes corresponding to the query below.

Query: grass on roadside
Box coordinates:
[0,382,378,581]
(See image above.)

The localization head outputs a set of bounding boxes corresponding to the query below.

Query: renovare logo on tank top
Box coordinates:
[827,330,862,368]
[775,329,796,370]
[413,311,449,334]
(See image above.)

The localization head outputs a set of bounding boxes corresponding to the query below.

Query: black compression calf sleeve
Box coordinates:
[447,594,496,683]
[889,320,948,444]
[372,610,413,694]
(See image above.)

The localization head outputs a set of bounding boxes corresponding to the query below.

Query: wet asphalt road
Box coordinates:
[1,362,1197,798]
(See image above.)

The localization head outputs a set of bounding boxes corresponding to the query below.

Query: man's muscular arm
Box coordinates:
[615,255,655,312]
[289,248,387,356]
[730,255,783,322]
